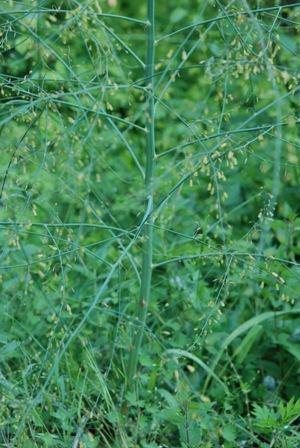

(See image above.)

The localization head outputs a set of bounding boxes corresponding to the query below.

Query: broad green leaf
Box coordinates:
[170,8,187,24]
[166,349,230,395]
[233,324,263,365]
[222,424,237,442]
[0,341,20,362]
[159,388,180,410]
[157,408,184,424]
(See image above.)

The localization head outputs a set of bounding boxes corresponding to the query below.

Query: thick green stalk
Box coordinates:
[127,0,155,389]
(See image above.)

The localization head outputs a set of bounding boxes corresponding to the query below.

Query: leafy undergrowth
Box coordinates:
[0,0,300,447]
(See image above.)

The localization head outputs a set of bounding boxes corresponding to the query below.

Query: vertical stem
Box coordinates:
[127,0,155,388]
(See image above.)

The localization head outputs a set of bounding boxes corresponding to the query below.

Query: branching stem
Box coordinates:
[126,0,155,389]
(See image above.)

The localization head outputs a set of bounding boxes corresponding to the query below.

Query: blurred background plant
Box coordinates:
[0,0,300,446]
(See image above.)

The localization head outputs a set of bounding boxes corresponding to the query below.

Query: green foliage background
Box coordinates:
[0,0,300,447]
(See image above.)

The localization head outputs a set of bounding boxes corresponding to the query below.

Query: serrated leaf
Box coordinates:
[179,419,201,446]
[252,403,278,433]
[141,442,161,448]
[222,424,237,442]
[125,391,145,408]
[279,397,300,425]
